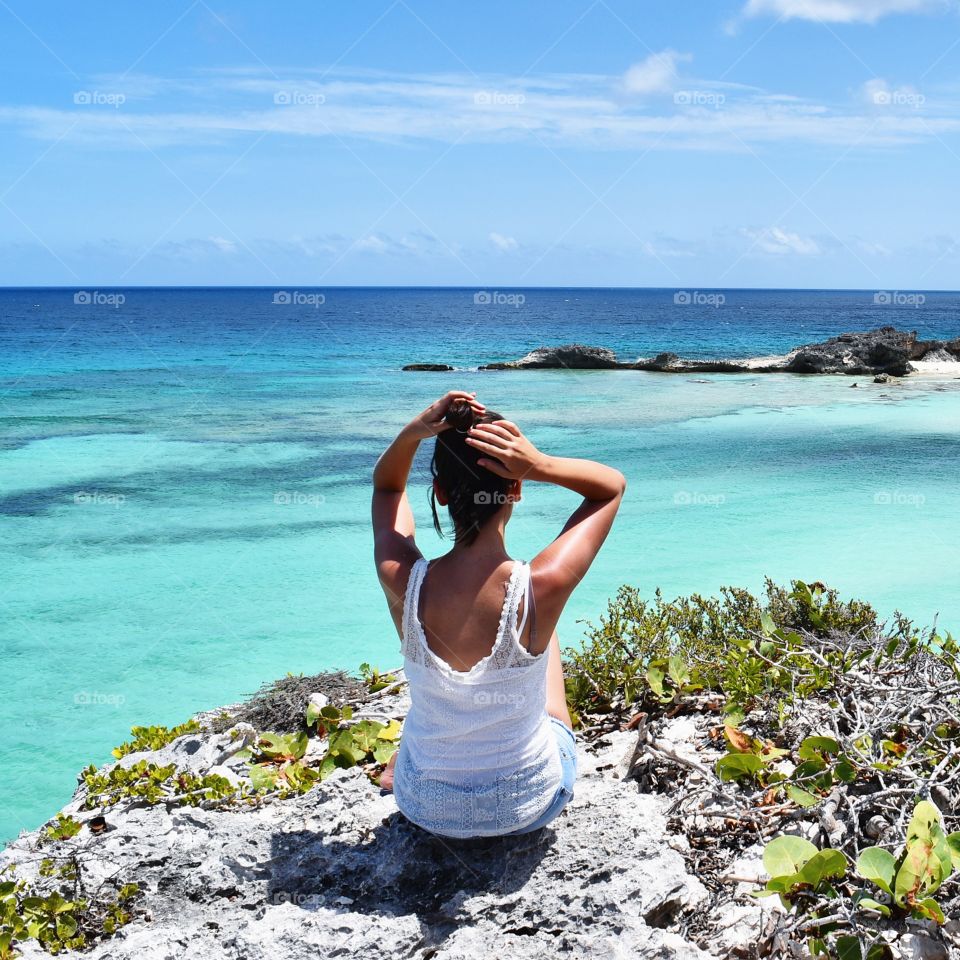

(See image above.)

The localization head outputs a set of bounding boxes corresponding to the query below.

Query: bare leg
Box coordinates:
[379,750,397,792]
[545,630,573,730]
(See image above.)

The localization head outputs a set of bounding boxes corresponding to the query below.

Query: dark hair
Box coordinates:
[430,399,514,546]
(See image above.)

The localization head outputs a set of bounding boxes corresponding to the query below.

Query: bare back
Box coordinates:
[406,554,544,673]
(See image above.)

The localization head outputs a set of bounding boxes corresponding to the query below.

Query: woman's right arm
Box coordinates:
[466,421,626,614]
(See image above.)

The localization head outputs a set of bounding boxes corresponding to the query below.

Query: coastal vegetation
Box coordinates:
[1,578,957,958]
[568,579,959,958]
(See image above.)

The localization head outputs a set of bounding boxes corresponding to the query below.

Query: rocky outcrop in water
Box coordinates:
[404,328,960,377]
[481,344,623,370]
[783,327,918,376]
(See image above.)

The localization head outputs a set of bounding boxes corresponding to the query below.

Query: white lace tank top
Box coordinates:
[393,557,563,838]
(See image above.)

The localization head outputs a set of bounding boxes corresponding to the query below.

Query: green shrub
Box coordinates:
[111,719,201,759]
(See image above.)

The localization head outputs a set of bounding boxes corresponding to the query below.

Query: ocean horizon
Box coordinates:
[2,285,959,842]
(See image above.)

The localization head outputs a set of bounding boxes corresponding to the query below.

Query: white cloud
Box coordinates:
[355,235,388,254]
[641,236,698,258]
[2,66,959,153]
[354,233,422,255]
[207,235,237,254]
[622,50,691,95]
[854,237,892,256]
[741,226,821,255]
[489,232,518,252]
[742,0,942,23]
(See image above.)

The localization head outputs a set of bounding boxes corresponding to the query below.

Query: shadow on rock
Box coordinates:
[269,810,552,923]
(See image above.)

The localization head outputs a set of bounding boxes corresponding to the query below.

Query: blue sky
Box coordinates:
[1,0,958,287]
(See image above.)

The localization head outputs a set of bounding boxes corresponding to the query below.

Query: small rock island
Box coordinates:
[403,327,960,377]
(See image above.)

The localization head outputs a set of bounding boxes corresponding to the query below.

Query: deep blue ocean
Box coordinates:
[2,286,959,841]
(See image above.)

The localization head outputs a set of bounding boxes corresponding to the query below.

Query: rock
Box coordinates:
[874,373,890,383]
[898,932,950,960]
[1,713,712,960]
[641,352,681,371]
[634,353,756,373]
[784,326,917,376]
[416,328,960,376]
[402,363,455,371]
[481,344,624,370]
[918,347,958,364]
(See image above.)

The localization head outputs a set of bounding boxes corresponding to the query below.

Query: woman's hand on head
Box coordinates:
[466,421,546,480]
[409,391,485,439]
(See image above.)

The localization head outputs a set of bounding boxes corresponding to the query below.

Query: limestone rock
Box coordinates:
[481,344,623,369]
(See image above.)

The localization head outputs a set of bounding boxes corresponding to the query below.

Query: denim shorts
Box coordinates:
[506,717,578,835]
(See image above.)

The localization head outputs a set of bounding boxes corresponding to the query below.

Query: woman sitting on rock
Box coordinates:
[372,390,625,838]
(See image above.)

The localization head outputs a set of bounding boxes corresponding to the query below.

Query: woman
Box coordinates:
[372,390,625,838]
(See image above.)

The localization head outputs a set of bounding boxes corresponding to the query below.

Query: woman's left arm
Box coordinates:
[372,391,484,604]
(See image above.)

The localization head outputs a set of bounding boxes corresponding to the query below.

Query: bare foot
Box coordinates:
[379,752,398,792]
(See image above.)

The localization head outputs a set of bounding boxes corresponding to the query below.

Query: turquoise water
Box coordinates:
[2,287,959,841]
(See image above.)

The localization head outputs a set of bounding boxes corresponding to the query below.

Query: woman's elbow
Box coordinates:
[613,470,627,497]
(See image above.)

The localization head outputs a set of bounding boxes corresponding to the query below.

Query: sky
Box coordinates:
[0,0,959,288]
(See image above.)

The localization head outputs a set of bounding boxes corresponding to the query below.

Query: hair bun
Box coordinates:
[444,398,476,433]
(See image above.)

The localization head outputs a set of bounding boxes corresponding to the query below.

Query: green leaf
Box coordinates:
[248,763,279,791]
[377,719,402,742]
[798,849,847,887]
[797,736,840,760]
[760,612,777,635]
[786,784,820,807]
[667,654,690,687]
[373,741,397,764]
[350,721,384,754]
[763,835,818,878]
[764,873,804,894]
[834,937,863,960]
[913,897,945,924]
[896,800,952,899]
[835,759,857,783]
[857,846,897,896]
[328,730,367,766]
[716,753,765,782]
[946,832,960,873]
[288,731,308,760]
[318,755,337,780]
[645,659,669,699]
[55,914,77,939]
[855,895,891,917]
